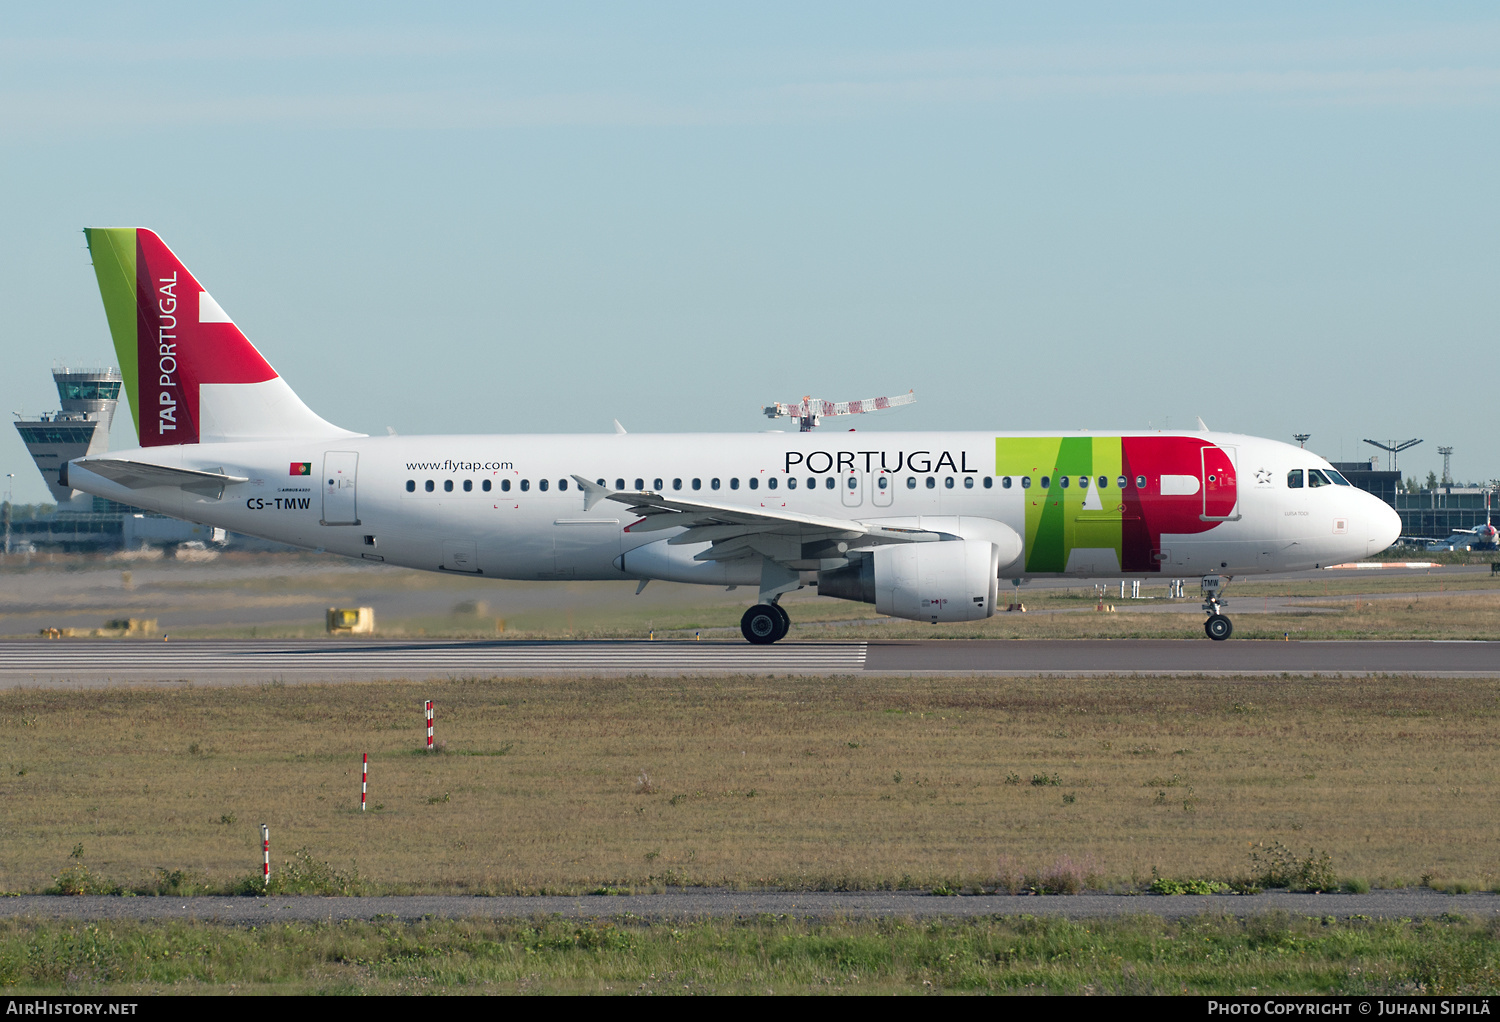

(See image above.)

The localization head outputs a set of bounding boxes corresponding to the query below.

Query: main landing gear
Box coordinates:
[741,602,791,645]
[1201,574,1233,641]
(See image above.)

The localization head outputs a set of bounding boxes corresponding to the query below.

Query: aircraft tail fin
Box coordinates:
[84,228,359,447]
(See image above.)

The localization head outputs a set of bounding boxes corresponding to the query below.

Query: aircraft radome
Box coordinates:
[66,229,1402,644]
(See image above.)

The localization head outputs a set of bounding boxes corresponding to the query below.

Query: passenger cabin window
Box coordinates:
[788,477,798,489]
[1041,476,1051,489]
[809,477,817,489]
[406,480,415,492]
[635,478,644,491]
[1058,476,1068,488]
[444,480,453,492]
[425,480,435,492]
[1117,476,1127,489]
[463,479,472,492]
[729,477,739,490]
[748,477,758,490]
[654,478,663,491]
[520,479,530,492]
[926,477,936,489]
[767,477,776,490]
[1308,469,1331,488]
[825,477,834,490]
[501,479,511,491]
[673,478,682,491]
[1002,476,1012,489]
[964,476,974,489]
[983,477,992,489]
[692,478,702,490]
[1135,475,1146,489]
[1287,469,1304,489]
[559,479,568,491]
[615,478,624,490]
[906,477,916,489]
[1021,477,1031,488]
[944,477,954,489]
[847,477,857,490]
[482,480,491,492]
[878,477,888,490]
[711,478,721,490]
[539,479,549,492]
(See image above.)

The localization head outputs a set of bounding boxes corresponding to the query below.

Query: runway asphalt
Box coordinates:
[0,637,1496,685]
[2,890,1495,923]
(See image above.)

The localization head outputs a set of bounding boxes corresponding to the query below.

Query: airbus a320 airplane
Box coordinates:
[66,229,1402,643]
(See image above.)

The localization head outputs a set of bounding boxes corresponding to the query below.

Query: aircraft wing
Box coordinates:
[572,476,938,563]
[73,458,249,499]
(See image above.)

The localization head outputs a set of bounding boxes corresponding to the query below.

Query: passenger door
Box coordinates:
[1200,445,1240,522]
[321,452,359,525]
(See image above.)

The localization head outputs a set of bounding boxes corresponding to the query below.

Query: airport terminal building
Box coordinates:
[7,366,223,553]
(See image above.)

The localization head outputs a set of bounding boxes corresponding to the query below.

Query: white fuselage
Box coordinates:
[70,430,1402,586]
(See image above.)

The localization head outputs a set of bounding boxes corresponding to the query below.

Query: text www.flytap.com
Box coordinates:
[405,460,514,472]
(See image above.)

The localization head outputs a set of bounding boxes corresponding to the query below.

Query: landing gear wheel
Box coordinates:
[741,605,787,645]
[772,602,791,635]
[1205,615,1233,641]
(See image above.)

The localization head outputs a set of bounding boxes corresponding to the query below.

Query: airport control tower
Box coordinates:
[13,366,122,506]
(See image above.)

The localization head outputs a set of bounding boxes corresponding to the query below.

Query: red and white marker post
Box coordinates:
[361,753,368,811]
[425,700,434,751]
[261,824,270,887]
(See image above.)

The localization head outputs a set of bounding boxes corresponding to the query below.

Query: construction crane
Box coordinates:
[763,390,915,432]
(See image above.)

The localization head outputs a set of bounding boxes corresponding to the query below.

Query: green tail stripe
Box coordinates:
[83,228,140,438]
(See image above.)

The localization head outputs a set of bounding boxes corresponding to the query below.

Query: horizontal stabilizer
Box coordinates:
[73,458,247,499]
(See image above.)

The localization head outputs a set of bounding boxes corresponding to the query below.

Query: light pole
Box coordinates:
[3,473,13,556]
[1437,446,1453,486]
[1363,438,1422,474]
[1293,434,1311,449]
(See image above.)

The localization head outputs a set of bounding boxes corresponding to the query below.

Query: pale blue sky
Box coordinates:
[3,3,1497,502]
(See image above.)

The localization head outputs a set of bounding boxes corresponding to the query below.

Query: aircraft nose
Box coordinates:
[1368,497,1402,555]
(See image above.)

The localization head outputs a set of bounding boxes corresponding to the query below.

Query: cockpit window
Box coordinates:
[1307,469,1331,488]
[1326,469,1351,485]
[1287,469,1304,489]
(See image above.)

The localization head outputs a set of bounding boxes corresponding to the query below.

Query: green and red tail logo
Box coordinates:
[84,228,278,447]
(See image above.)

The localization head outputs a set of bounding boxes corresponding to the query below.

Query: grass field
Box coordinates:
[3,672,1499,897]
[4,913,1499,995]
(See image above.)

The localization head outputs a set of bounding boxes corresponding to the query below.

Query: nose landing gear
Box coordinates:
[741,602,791,644]
[1201,574,1233,640]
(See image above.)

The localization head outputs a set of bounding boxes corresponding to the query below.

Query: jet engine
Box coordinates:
[817,539,1001,622]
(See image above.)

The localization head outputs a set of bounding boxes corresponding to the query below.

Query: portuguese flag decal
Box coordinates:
[290,462,312,476]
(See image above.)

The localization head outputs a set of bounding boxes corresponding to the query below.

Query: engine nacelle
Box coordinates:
[818,539,1000,622]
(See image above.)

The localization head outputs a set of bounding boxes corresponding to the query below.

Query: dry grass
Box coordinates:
[2,672,1498,895]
